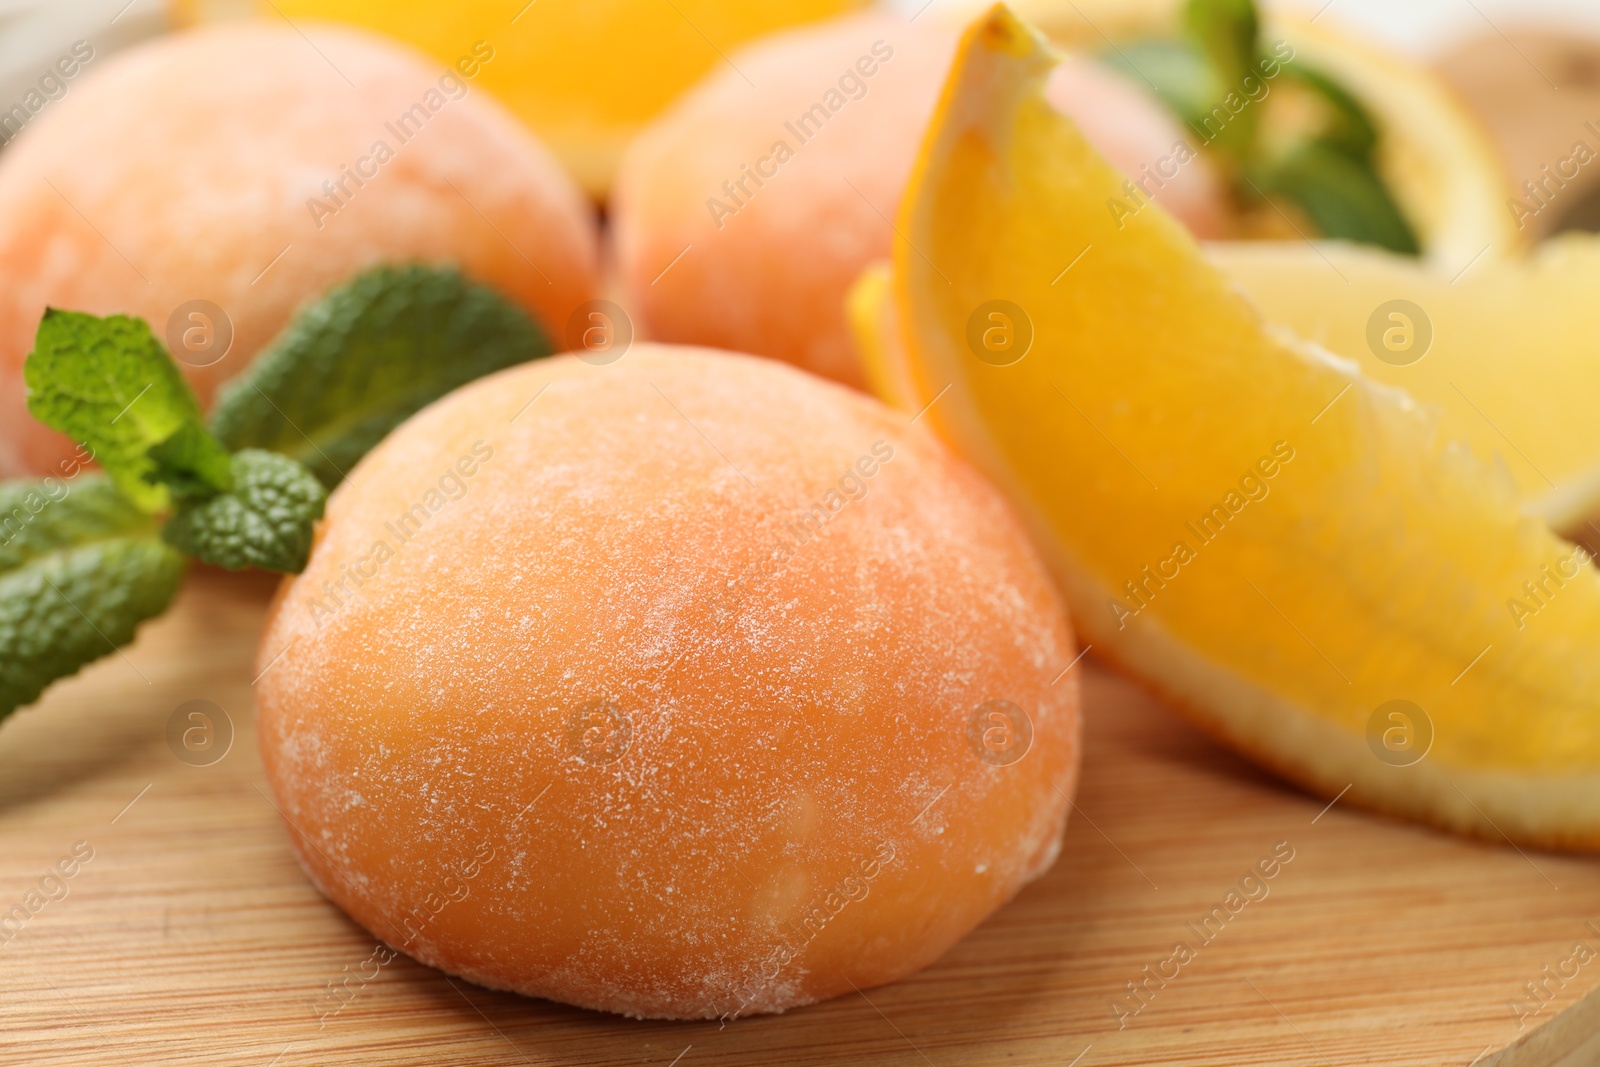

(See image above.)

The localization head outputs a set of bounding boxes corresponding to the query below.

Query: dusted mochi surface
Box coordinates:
[255,345,1080,1019]
[0,22,598,478]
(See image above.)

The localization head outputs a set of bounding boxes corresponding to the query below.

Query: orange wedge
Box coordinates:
[1209,238,1600,537]
[853,4,1600,851]
[847,262,916,411]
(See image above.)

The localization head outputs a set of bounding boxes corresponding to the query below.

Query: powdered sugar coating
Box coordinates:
[255,345,1080,1019]
[0,22,598,477]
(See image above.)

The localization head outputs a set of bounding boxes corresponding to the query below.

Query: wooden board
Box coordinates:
[1435,30,1600,240]
[3,570,1597,1066]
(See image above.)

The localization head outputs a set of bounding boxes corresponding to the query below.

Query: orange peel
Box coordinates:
[853,4,1600,851]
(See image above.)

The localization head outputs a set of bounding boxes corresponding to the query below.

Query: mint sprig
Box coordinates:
[0,475,148,573]
[3,262,555,724]
[22,309,330,576]
[1101,0,1420,255]
[211,264,551,487]
[148,421,236,503]
[5,306,329,720]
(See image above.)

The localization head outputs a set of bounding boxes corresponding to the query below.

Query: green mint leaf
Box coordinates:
[1183,0,1259,91]
[1110,0,1418,257]
[1182,0,1261,158]
[1100,40,1219,133]
[162,450,327,573]
[1280,62,1379,160]
[147,421,235,502]
[23,310,232,510]
[210,264,552,487]
[0,474,184,721]
[1,474,143,572]
[1251,139,1421,255]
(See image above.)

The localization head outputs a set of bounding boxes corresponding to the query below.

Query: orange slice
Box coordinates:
[854,4,1600,851]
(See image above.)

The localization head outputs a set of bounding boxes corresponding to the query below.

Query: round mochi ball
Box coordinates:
[255,344,1080,1019]
[0,22,598,479]
[611,12,1225,389]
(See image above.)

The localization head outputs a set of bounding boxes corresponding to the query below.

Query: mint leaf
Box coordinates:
[0,474,144,572]
[0,474,184,721]
[148,421,235,502]
[162,450,327,573]
[1282,62,1378,160]
[1099,0,1422,256]
[1251,140,1420,255]
[24,310,233,510]
[1181,0,1260,161]
[1100,7,1261,166]
[210,264,551,487]
[1101,40,1219,132]
[1183,0,1258,93]
[23,311,195,508]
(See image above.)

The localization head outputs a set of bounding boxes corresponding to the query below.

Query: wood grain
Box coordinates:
[1,571,1596,1066]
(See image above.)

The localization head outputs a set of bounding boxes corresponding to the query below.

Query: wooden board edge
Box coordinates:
[1486,983,1600,1067]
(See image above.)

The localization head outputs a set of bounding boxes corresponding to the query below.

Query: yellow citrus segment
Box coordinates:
[1210,238,1600,535]
[229,0,867,196]
[847,262,919,414]
[879,4,1600,849]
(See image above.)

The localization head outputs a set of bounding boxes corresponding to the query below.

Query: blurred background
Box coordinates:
[7,0,1600,244]
[15,0,1600,61]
